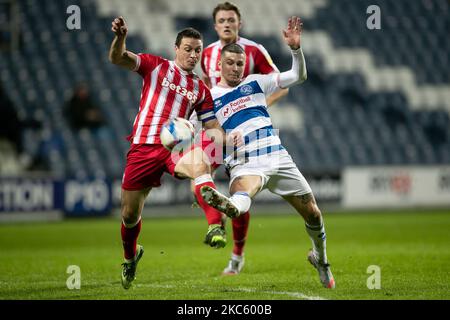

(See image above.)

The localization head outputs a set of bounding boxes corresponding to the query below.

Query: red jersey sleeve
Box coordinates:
[134,53,162,77]
[253,44,280,74]
[194,83,216,123]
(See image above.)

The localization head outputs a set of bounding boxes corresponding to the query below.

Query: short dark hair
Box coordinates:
[175,28,202,47]
[212,2,241,22]
[221,43,245,57]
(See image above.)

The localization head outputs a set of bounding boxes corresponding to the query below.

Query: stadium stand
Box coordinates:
[0,0,448,178]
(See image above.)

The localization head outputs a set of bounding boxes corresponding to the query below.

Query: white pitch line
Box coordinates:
[135,284,326,300]
[231,287,326,300]
[135,284,177,289]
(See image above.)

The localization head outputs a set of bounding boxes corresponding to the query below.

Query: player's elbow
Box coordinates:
[109,50,125,65]
[298,72,307,84]
[280,87,289,96]
[109,53,120,65]
[108,53,116,64]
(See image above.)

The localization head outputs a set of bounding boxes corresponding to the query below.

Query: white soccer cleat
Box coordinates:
[200,185,240,218]
[307,250,335,289]
[222,254,245,275]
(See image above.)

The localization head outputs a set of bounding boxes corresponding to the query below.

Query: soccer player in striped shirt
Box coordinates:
[200,17,335,289]
[193,2,290,275]
[202,2,288,104]
[109,17,233,289]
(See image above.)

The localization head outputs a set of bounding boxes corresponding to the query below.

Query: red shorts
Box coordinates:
[196,130,222,170]
[122,144,179,190]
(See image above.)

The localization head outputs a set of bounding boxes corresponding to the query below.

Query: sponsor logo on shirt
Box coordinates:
[161,77,197,104]
[221,96,252,118]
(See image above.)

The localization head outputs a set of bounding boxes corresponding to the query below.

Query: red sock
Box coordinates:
[232,211,250,256]
[121,219,142,260]
[194,180,223,225]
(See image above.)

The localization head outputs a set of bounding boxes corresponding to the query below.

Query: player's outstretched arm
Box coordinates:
[109,16,138,71]
[278,16,307,88]
[266,88,289,107]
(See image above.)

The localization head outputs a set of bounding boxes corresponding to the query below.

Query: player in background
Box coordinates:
[109,17,235,289]
[191,1,289,275]
[200,17,335,288]
[202,1,288,105]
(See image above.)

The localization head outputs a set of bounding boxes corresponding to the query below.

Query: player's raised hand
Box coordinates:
[282,16,303,50]
[111,16,128,37]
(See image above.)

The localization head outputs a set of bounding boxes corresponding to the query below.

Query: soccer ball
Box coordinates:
[160,117,195,150]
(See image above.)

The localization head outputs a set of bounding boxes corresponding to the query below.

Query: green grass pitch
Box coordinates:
[0,209,449,300]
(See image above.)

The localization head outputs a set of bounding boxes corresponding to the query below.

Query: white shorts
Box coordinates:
[228,150,312,197]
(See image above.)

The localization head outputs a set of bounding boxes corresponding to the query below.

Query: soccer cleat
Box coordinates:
[204,224,227,248]
[307,250,335,289]
[222,254,245,275]
[121,245,144,289]
[200,185,240,218]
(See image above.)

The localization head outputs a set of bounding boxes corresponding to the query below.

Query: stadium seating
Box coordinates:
[0,0,448,178]
[308,0,449,84]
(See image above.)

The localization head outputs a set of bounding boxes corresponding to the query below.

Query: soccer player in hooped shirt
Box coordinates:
[193,1,289,276]
[200,17,336,288]
[109,17,232,289]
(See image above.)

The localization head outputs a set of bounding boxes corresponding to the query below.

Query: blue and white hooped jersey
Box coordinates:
[210,73,285,166]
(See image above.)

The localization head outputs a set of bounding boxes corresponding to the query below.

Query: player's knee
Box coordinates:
[192,162,210,177]
[121,203,140,225]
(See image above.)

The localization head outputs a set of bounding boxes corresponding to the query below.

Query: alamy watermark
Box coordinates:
[66,265,81,290]
[168,126,283,168]
[66,5,81,30]
[366,265,381,289]
[366,5,381,30]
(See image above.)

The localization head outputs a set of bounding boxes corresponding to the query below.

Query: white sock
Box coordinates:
[305,221,328,264]
[194,174,213,185]
[229,192,251,214]
[231,253,244,261]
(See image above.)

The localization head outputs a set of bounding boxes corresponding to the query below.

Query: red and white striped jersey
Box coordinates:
[201,37,280,87]
[130,53,215,144]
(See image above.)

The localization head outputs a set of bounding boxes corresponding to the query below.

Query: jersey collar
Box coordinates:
[172,61,193,76]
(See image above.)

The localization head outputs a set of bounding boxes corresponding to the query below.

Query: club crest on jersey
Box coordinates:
[239,84,254,95]
[161,77,197,104]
